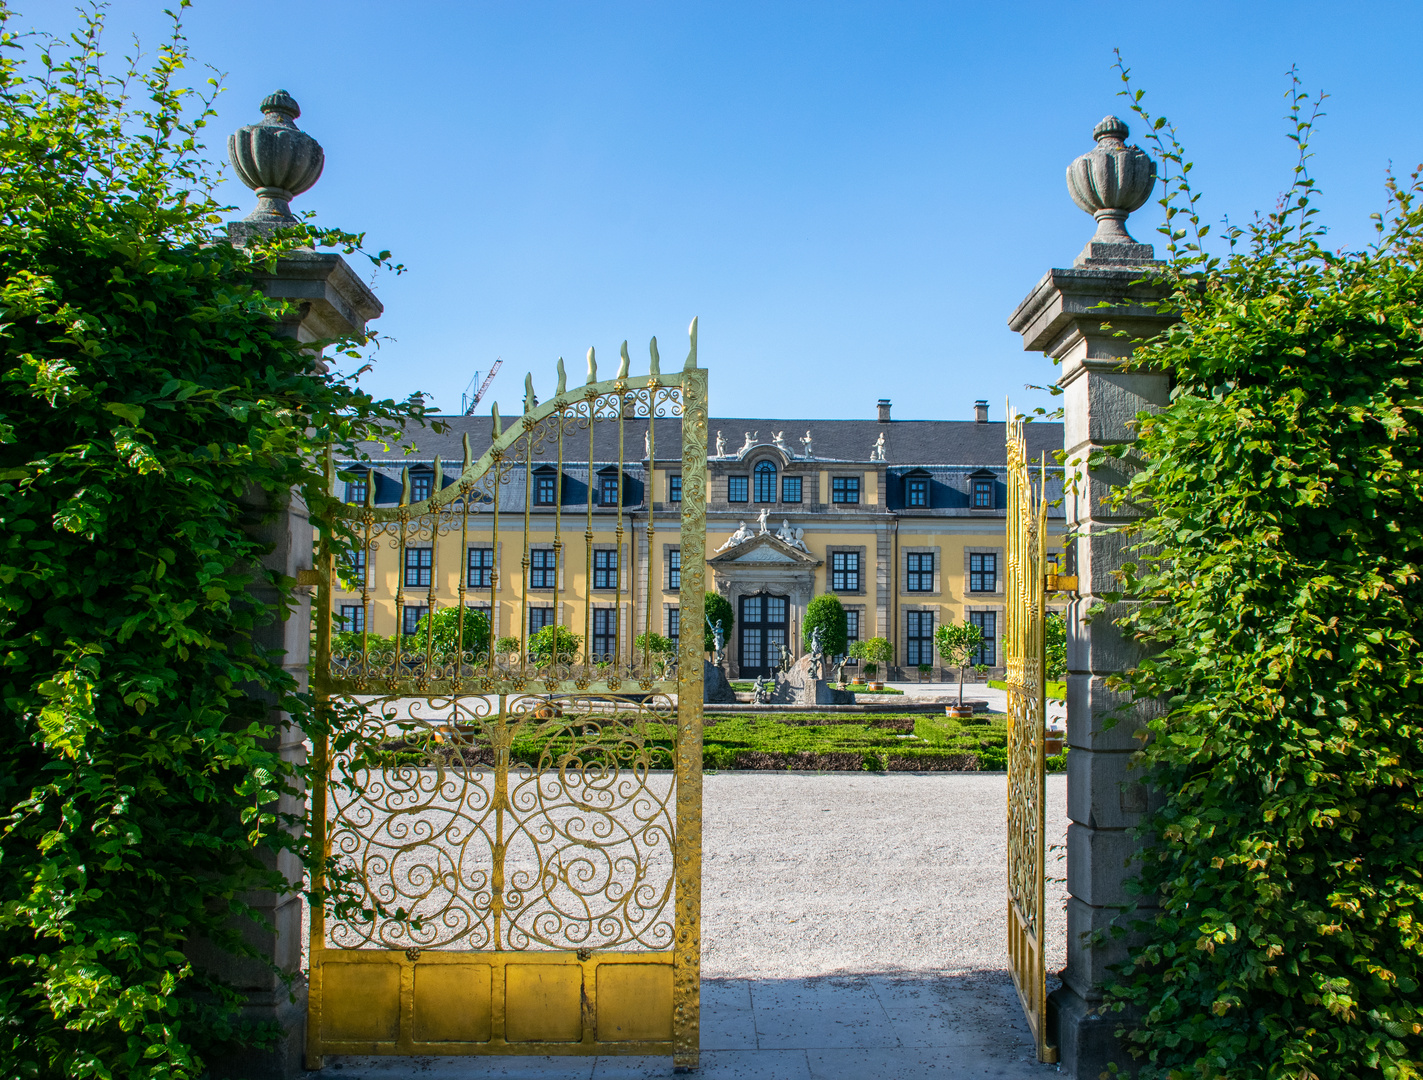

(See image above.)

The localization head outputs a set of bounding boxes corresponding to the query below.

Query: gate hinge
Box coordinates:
[296,569,322,588]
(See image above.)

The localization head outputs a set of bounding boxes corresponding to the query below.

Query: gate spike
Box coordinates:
[461,432,472,476]
[556,357,566,396]
[684,316,698,370]
[365,467,375,507]
[400,467,411,506]
[617,341,630,379]
[432,456,443,497]
[648,337,660,376]
[491,402,502,439]
[586,346,597,386]
[524,372,536,414]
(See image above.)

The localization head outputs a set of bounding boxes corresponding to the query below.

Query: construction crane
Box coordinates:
[461,359,502,415]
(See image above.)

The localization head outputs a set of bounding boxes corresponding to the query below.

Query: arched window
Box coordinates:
[754,460,777,503]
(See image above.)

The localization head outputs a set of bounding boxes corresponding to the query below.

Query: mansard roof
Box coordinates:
[352,414,1063,469]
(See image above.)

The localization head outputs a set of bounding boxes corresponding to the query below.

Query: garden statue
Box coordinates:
[809,625,824,677]
[757,507,770,534]
[773,430,788,453]
[645,429,651,459]
[871,431,886,461]
[752,675,772,703]
[715,430,726,457]
[801,429,813,457]
[717,521,754,551]
[740,431,757,455]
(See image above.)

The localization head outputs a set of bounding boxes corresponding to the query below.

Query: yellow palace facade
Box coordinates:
[332,397,1063,679]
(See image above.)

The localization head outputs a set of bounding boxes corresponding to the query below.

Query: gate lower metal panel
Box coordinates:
[311,950,673,1056]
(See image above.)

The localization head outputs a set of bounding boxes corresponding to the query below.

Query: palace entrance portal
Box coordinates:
[738,592,789,677]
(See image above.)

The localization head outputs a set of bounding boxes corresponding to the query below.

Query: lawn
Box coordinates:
[406,710,1067,773]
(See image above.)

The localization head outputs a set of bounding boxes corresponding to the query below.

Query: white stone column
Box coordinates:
[1008,115,1178,1079]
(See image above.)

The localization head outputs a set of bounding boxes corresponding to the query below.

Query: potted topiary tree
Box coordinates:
[846,640,868,685]
[861,636,894,690]
[934,621,984,718]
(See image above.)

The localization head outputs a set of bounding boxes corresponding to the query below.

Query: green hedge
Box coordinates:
[0,13,425,1077]
[1101,78,1423,1079]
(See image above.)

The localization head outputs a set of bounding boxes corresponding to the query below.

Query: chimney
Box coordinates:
[877,398,891,423]
[974,400,988,423]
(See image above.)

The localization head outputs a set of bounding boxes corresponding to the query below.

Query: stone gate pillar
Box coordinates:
[1008,115,1177,1078]
[203,91,382,1080]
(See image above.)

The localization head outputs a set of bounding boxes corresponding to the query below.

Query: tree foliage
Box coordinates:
[1044,611,1066,682]
[1102,63,1423,1079]
[0,7,425,1076]
[802,594,848,657]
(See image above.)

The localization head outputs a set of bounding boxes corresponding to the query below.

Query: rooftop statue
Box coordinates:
[716,521,754,551]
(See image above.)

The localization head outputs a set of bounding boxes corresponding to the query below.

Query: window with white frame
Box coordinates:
[754,461,777,502]
[667,548,681,590]
[529,548,556,589]
[402,605,428,636]
[905,552,934,592]
[467,547,494,588]
[404,547,432,588]
[969,611,997,666]
[832,551,860,592]
[593,608,618,660]
[969,552,997,592]
[593,548,618,590]
[907,610,935,667]
[832,476,860,504]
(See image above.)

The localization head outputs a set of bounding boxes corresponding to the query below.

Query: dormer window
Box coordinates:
[972,476,994,509]
[599,470,620,506]
[904,472,930,508]
[534,467,557,506]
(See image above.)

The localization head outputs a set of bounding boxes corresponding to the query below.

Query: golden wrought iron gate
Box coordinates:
[1004,409,1058,1064]
[306,323,707,1070]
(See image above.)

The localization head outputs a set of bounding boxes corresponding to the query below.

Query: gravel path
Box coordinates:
[702,772,1068,979]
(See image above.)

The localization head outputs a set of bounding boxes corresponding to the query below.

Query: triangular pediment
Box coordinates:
[710,531,822,567]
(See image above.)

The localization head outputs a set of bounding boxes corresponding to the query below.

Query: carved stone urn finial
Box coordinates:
[228,90,325,223]
[1066,115,1157,263]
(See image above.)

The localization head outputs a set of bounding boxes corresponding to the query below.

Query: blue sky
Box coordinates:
[15,2,1423,420]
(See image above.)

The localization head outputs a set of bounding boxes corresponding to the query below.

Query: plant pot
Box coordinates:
[946,706,975,719]
[1044,733,1065,756]
[868,682,885,691]
[850,677,866,686]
